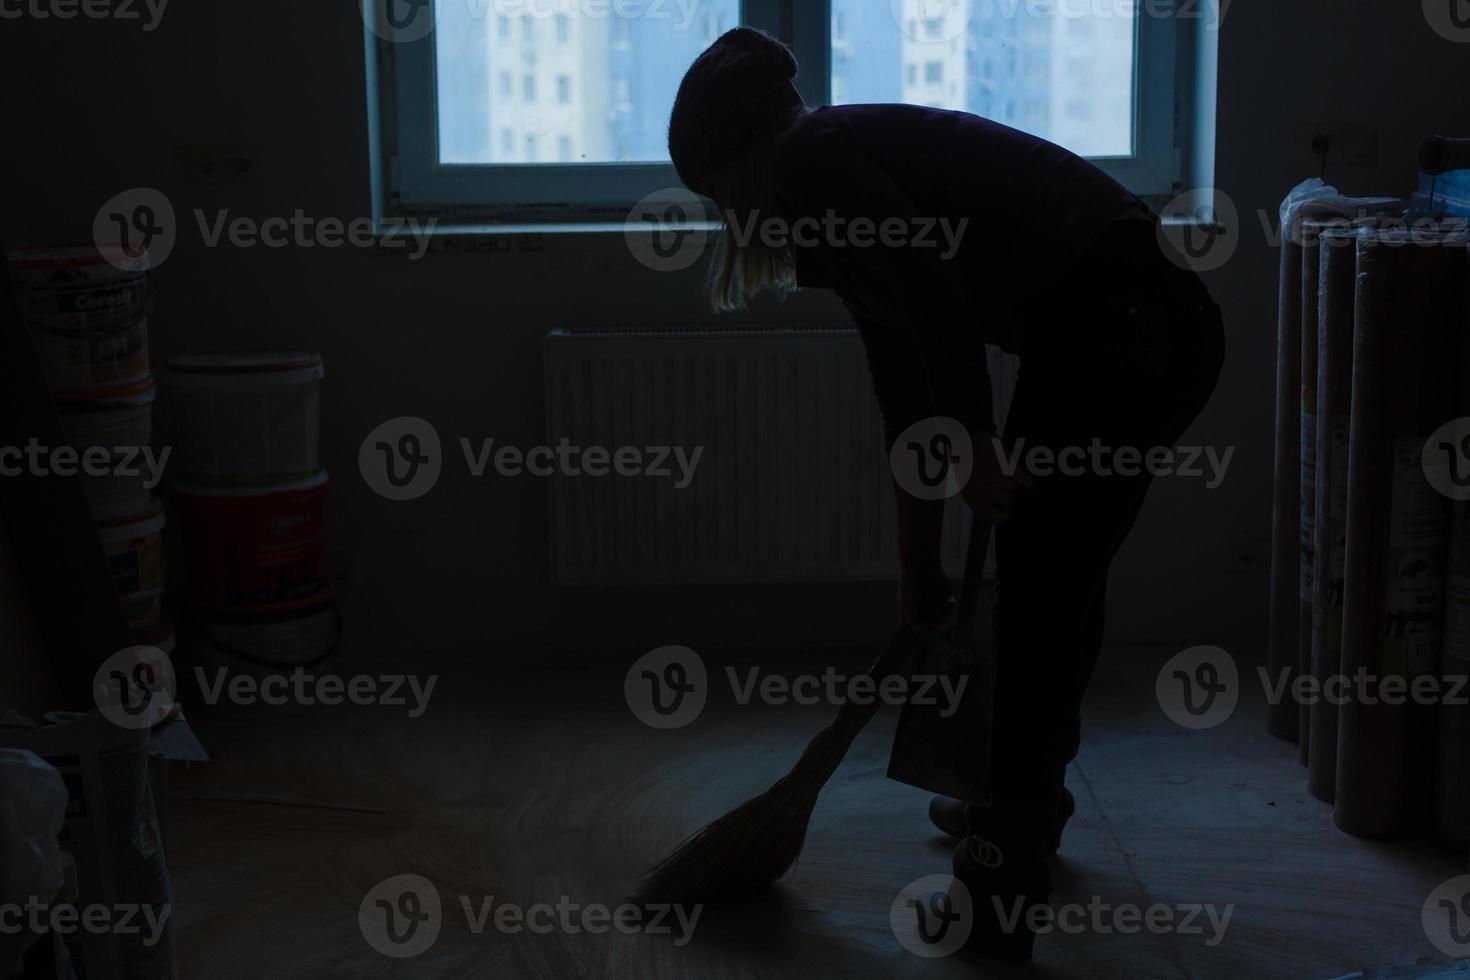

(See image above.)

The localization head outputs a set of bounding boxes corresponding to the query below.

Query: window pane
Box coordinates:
[435,2,740,165]
[830,0,1135,158]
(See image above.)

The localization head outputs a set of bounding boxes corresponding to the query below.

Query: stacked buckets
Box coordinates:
[7,243,172,650]
[164,353,339,715]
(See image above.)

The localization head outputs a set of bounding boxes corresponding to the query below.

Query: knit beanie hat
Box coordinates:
[667,28,805,197]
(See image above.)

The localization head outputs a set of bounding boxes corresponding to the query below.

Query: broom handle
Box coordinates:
[795,520,995,785]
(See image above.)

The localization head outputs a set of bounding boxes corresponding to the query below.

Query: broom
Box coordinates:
[633,519,992,905]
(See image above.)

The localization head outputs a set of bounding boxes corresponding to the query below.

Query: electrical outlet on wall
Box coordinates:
[1297,123,1382,174]
[176,143,262,185]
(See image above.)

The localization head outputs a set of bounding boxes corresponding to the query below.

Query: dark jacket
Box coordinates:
[771,103,1150,439]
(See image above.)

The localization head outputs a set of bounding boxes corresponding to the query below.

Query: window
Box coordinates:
[382,0,1195,219]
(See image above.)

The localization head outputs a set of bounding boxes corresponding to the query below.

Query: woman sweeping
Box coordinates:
[664,28,1224,959]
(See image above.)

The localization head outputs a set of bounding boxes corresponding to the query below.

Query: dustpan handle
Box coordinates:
[955,518,992,637]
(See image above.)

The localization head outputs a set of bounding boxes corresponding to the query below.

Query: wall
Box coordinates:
[1,2,1467,665]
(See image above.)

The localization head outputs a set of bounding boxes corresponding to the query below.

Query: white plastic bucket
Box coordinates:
[191,595,342,719]
[57,379,158,521]
[27,315,150,395]
[165,352,324,486]
[7,243,150,329]
[98,503,166,634]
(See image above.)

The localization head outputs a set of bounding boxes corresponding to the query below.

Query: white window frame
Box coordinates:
[367,0,1196,225]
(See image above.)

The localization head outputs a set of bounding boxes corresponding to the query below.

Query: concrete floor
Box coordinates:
[163,643,1465,978]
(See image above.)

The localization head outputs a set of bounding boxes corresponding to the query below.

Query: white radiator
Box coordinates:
[544,327,1017,586]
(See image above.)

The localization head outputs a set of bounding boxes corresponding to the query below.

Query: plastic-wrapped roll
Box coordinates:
[1298,220,1332,762]
[1335,227,1468,840]
[1270,233,1307,741]
[1308,226,1364,803]
[1438,498,1470,851]
[1435,242,1470,852]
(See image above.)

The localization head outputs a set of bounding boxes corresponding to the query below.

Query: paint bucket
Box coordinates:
[28,316,150,396]
[97,503,166,633]
[165,352,324,487]
[174,471,329,612]
[190,595,342,719]
[57,378,159,521]
[7,242,150,328]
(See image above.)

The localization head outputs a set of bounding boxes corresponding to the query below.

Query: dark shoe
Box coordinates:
[929,787,1076,855]
[946,816,1053,962]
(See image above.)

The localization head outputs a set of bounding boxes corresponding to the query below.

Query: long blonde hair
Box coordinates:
[707,112,806,312]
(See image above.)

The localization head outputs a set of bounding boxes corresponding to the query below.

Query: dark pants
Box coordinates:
[982,226,1225,824]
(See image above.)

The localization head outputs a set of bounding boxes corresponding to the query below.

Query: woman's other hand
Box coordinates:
[961,433,1034,524]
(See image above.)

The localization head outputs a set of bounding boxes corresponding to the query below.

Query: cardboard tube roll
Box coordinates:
[1335,228,1468,840]
[1308,227,1363,803]
[1437,498,1470,852]
[1298,221,1332,763]
[1270,238,1305,741]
